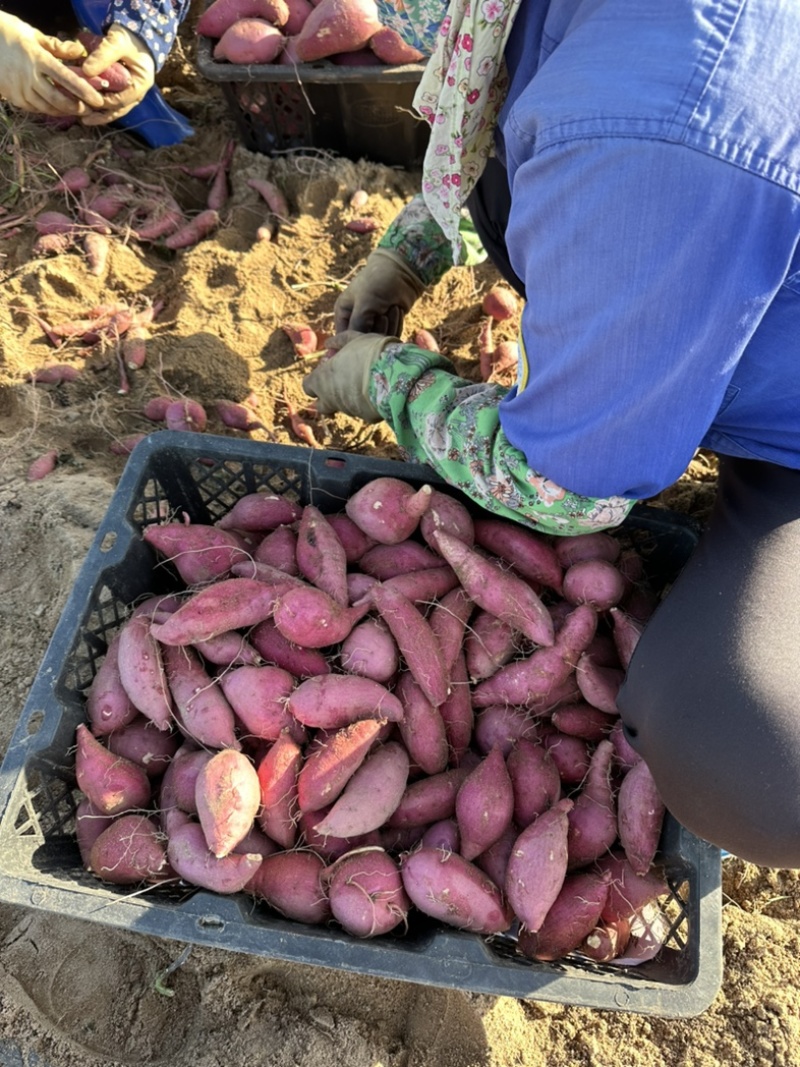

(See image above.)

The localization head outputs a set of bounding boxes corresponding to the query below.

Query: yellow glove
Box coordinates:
[80,24,155,125]
[0,12,105,115]
[333,248,425,336]
[303,332,396,423]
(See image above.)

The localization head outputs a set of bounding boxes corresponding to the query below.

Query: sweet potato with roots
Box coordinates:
[75,723,152,816]
[143,521,250,586]
[325,847,410,937]
[86,631,139,736]
[455,745,515,861]
[566,739,618,870]
[395,671,449,776]
[617,758,666,875]
[296,718,384,813]
[88,814,170,885]
[249,617,331,678]
[400,847,513,935]
[367,582,449,707]
[167,821,262,894]
[272,583,370,648]
[247,850,331,924]
[345,478,432,545]
[117,613,173,731]
[295,505,349,605]
[150,577,278,646]
[218,665,301,742]
[506,738,562,828]
[163,644,240,750]
[517,870,611,962]
[339,617,399,683]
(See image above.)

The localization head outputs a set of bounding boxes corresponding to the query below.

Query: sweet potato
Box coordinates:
[609,718,642,772]
[325,847,409,937]
[164,209,220,251]
[143,521,249,586]
[455,746,515,861]
[256,734,303,848]
[195,749,261,858]
[294,0,381,61]
[418,488,476,548]
[540,729,592,785]
[167,821,262,893]
[164,399,208,433]
[296,719,384,813]
[595,851,669,923]
[295,504,349,605]
[358,540,442,580]
[213,19,286,64]
[562,558,626,611]
[551,701,615,742]
[313,742,409,838]
[88,814,170,885]
[517,870,611,961]
[198,0,289,36]
[481,285,519,322]
[86,632,139,736]
[566,739,617,869]
[150,577,278,646]
[345,478,432,545]
[400,847,513,934]
[105,716,181,777]
[367,582,449,707]
[470,642,576,710]
[431,528,554,648]
[506,738,562,828]
[555,532,621,568]
[428,587,473,677]
[505,798,573,933]
[381,565,459,604]
[617,759,666,875]
[473,704,540,757]
[163,644,240,750]
[464,609,520,683]
[74,723,152,816]
[218,664,300,741]
[160,744,212,814]
[117,613,173,731]
[192,631,263,668]
[575,653,625,714]
[437,652,474,765]
[395,671,449,776]
[249,617,331,678]
[473,517,563,594]
[287,673,403,730]
[339,617,399,683]
[325,513,376,562]
[385,767,470,829]
[272,584,369,648]
[420,818,460,853]
[76,799,115,868]
[253,524,299,573]
[368,25,425,64]
[610,606,645,670]
[247,850,331,924]
[298,806,381,862]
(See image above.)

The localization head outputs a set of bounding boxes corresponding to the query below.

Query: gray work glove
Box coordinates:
[0,11,105,115]
[334,247,425,335]
[303,332,396,423]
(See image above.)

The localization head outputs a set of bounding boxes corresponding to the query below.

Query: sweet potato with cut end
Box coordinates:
[195,749,261,858]
[401,847,514,934]
[143,521,249,586]
[431,528,554,648]
[617,758,666,875]
[296,719,383,813]
[567,739,618,870]
[75,723,152,816]
[505,797,573,933]
[88,814,169,885]
[163,644,240,751]
[345,478,432,545]
[256,734,303,848]
[167,821,262,893]
[247,849,331,923]
[287,673,403,730]
[455,746,515,861]
[313,742,409,839]
[325,846,410,937]
[517,870,611,961]
[150,577,278,646]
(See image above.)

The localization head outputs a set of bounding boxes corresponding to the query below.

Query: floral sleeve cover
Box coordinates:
[106,0,192,70]
[371,343,636,536]
[378,194,487,286]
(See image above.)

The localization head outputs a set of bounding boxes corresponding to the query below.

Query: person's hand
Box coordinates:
[334,247,425,335]
[80,24,155,125]
[0,12,105,115]
[303,332,396,422]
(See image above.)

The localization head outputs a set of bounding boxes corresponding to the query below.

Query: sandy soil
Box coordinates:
[1,7,800,1066]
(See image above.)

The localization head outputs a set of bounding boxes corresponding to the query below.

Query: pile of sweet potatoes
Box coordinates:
[75,474,673,966]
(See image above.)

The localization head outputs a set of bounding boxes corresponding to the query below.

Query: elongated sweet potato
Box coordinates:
[249,617,332,678]
[517,870,611,961]
[386,767,470,829]
[256,733,303,848]
[163,644,240,750]
[195,749,261,858]
[117,613,173,731]
[395,671,449,776]
[313,742,409,838]
[505,798,573,933]
[437,652,474,765]
[473,517,563,594]
[167,821,262,893]
[368,582,449,707]
[428,587,473,677]
[575,653,625,714]
[218,664,301,742]
[151,578,278,646]
[506,738,562,828]
[287,673,403,730]
[325,847,409,937]
[418,488,475,549]
[296,718,383,813]
[358,540,443,580]
[566,739,617,870]
[617,758,666,875]
[296,504,349,605]
[400,847,513,934]
[455,746,515,861]
[143,521,250,586]
[217,492,303,532]
[464,609,520,683]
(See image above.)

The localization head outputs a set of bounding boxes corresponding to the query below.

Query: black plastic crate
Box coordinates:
[195,32,429,166]
[0,433,722,1017]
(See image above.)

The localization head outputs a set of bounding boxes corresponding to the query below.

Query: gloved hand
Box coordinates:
[0,12,105,115]
[334,247,425,335]
[80,24,155,125]
[303,332,396,423]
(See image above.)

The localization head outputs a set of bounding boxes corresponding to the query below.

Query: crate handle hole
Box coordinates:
[99,531,117,553]
[25,709,44,737]
[197,915,226,933]
[324,458,346,469]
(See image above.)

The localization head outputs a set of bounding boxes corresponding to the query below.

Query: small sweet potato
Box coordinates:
[386,767,470,829]
[367,582,449,707]
[562,558,626,611]
[167,821,262,893]
[339,617,399,683]
[256,734,303,848]
[116,614,173,731]
[218,665,300,742]
[105,716,181,777]
[85,632,139,736]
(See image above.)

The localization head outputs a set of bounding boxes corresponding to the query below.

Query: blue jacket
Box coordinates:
[496,0,800,498]
[103,0,191,70]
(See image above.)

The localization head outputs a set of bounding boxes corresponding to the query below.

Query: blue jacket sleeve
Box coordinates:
[105,1,191,70]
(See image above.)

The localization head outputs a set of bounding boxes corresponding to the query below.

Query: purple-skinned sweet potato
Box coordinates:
[505,797,573,933]
[401,846,514,934]
[295,504,349,605]
[195,748,261,858]
[344,477,432,545]
[312,742,409,839]
[167,821,262,893]
[256,733,303,849]
[339,617,399,683]
[142,521,250,586]
[246,849,331,924]
[150,577,278,646]
[163,644,240,750]
[272,584,369,648]
[506,738,562,828]
[472,516,563,594]
[86,631,139,736]
[218,664,302,742]
[566,739,617,870]
[75,723,152,816]
[395,671,449,776]
[287,673,403,730]
[455,746,515,861]
[517,869,611,961]
[88,813,170,885]
[296,718,384,814]
[325,846,409,937]
[617,758,666,875]
[367,582,449,707]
